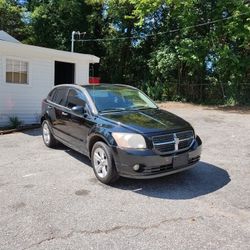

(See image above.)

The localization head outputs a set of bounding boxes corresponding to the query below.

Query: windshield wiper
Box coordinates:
[100,106,157,113]
[100,108,127,113]
[128,106,157,111]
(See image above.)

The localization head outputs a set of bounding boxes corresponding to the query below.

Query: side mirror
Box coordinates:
[71,105,86,116]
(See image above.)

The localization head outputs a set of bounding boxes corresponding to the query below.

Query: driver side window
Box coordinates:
[66,89,87,109]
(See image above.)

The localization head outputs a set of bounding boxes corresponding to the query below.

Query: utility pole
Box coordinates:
[71,31,78,52]
[71,31,86,52]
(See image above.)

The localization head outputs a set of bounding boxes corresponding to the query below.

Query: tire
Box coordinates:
[91,141,119,184]
[42,120,58,148]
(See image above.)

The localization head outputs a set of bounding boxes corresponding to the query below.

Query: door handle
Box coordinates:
[48,105,52,109]
[62,112,69,116]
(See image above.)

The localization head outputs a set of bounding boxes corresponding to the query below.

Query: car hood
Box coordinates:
[100,108,192,134]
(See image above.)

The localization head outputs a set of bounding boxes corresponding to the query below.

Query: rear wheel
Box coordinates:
[42,120,57,148]
[91,142,119,184]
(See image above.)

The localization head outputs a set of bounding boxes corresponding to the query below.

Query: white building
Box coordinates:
[0,31,100,126]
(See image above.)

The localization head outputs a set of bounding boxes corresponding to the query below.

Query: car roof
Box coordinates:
[83,84,137,90]
[52,83,137,91]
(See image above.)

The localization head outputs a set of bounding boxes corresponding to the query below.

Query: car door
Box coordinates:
[48,87,69,142]
[62,88,94,154]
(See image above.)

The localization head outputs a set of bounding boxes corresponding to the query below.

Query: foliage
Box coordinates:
[24,0,94,50]
[125,0,250,104]
[9,116,22,128]
[1,0,250,104]
[0,0,30,40]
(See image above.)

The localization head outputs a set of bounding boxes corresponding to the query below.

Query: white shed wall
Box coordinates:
[0,46,93,126]
[75,62,89,85]
[0,55,54,125]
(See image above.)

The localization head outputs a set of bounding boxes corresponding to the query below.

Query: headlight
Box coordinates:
[112,133,146,149]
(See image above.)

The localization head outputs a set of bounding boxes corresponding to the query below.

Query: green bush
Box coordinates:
[9,116,22,129]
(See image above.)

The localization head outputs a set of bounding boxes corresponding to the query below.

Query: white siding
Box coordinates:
[0,42,99,127]
[0,56,54,126]
[75,62,89,84]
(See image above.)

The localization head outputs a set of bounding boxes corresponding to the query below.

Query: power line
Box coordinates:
[75,12,248,43]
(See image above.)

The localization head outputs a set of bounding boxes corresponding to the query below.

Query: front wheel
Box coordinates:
[91,142,119,184]
[42,120,58,148]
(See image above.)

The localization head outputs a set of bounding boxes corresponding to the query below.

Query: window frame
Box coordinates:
[5,57,30,85]
[51,87,70,107]
[48,86,96,116]
[65,88,87,109]
[47,89,57,102]
[66,88,92,117]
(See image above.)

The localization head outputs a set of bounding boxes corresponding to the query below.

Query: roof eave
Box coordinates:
[0,40,100,63]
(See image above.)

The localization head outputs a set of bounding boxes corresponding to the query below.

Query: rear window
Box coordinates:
[52,88,67,106]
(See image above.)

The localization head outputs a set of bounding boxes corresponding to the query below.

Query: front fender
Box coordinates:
[87,125,116,156]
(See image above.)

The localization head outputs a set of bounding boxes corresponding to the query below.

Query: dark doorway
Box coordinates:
[54,61,75,85]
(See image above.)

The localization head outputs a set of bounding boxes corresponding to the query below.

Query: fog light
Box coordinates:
[133,164,140,171]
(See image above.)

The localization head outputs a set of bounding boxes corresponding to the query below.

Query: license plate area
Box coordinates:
[173,154,189,168]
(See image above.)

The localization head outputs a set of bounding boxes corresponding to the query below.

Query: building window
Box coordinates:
[6,59,29,84]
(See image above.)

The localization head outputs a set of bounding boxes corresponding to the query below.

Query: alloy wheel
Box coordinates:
[43,123,51,145]
[93,147,108,178]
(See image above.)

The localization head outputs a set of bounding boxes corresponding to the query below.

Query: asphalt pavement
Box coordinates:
[0,105,249,250]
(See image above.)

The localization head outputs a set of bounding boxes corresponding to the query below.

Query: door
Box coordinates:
[49,87,69,141]
[62,88,94,154]
[54,61,75,85]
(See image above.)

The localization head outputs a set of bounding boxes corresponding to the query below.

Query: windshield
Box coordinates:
[86,85,158,113]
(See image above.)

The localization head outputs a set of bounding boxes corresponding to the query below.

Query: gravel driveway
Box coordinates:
[0,104,249,250]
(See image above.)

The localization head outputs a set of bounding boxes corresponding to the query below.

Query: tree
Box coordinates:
[25,0,94,50]
[125,0,250,103]
[0,0,28,41]
[2,0,249,104]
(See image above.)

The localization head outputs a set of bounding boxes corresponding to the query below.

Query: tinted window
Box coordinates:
[66,89,86,109]
[47,89,56,101]
[52,88,67,105]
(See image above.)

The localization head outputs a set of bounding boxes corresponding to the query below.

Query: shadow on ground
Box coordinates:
[22,128,42,136]
[63,147,231,200]
[112,162,230,200]
[65,148,92,166]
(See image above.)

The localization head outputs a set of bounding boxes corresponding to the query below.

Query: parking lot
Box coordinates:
[0,104,250,250]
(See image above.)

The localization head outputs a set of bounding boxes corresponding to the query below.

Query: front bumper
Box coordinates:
[111,136,202,179]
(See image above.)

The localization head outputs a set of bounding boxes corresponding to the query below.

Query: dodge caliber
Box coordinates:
[41,84,202,184]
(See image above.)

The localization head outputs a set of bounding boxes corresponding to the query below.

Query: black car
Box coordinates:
[41,84,202,184]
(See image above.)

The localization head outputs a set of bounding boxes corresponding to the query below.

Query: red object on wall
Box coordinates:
[89,77,101,84]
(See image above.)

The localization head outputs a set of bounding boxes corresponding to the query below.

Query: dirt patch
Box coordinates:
[202,117,224,124]
[23,184,35,189]
[205,106,250,114]
[158,102,203,110]
[11,202,26,210]
[75,189,90,196]
[0,182,9,188]
[158,101,250,114]
[88,178,98,184]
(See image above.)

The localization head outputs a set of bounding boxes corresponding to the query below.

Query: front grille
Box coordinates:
[141,156,200,175]
[155,143,175,152]
[152,130,194,154]
[179,139,193,149]
[152,134,174,144]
